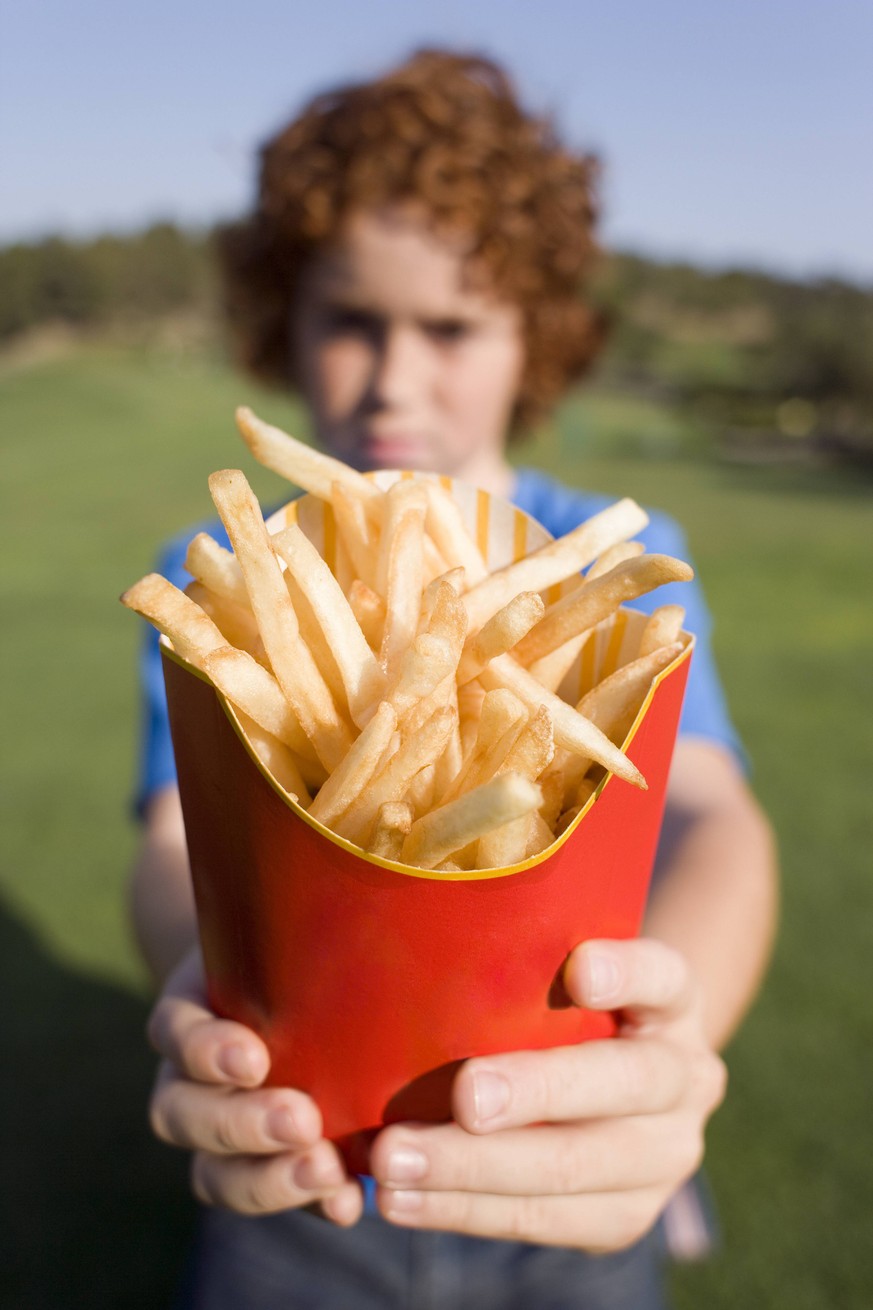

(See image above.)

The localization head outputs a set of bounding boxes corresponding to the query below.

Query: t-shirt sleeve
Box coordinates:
[133,532,196,816]
[635,513,747,770]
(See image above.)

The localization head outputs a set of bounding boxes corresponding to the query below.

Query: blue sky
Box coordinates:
[2,0,872,280]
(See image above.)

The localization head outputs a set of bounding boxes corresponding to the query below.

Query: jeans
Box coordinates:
[176,1207,668,1310]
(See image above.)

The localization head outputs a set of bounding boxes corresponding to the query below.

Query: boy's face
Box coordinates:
[292,206,525,489]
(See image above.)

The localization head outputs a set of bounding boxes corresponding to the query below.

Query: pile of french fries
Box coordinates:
[122,407,693,871]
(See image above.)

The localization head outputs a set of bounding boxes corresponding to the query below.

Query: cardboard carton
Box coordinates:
[162,476,692,1171]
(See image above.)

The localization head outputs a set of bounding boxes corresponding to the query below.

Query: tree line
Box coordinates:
[0,223,215,339]
[2,223,871,463]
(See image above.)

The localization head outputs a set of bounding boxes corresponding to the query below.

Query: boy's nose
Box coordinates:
[371,324,431,409]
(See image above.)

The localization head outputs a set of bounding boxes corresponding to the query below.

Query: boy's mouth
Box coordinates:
[357,429,431,468]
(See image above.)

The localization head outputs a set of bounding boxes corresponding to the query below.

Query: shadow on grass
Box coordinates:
[0,901,196,1310]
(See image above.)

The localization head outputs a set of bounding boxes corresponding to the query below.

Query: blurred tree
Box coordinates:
[0,224,215,341]
[1,229,870,463]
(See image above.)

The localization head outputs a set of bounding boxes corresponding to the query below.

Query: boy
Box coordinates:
[134,49,777,1309]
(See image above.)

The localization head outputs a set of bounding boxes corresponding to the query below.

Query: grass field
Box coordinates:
[2,340,872,1308]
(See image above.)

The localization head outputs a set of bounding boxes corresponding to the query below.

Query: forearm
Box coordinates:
[643,741,778,1050]
[130,786,199,987]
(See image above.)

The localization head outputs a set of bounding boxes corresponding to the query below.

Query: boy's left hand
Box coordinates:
[370,938,726,1252]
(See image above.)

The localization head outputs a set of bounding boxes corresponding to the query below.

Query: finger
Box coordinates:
[320,1183,367,1228]
[451,1037,687,1133]
[148,993,270,1087]
[377,1183,667,1253]
[161,949,210,1004]
[192,1140,359,1216]
[150,1063,323,1155]
[372,1113,704,1197]
[565,938,698,1026]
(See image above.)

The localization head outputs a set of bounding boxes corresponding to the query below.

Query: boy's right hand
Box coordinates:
[147,948,363,1225]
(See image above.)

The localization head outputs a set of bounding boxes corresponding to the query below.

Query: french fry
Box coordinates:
[422,534,451,585]
[418,567,466,633]
[514,555,693,667]
[526,622,604,695]
[579,642,685,746]
[387,633,456,719]
[399,671,458,739]
[234,711,312,806]
[121,574,226,668]
[458,676,486,734]
[272,523,386,726]
[441,689,527,804]
[348,580,386,651]
[586,539,645,581]
[376,482,428,597]
[331,482,379,588]
[368,802,413,861]
[478,654,647,789]
[476,812,533,868]
[423,578,467,662]
[185,581,268,666]
[463,498,650,633]
[330,528,355,596]
[556,642,684,805]
[202,645,323,770]
[185,533,249,607]
[401,773,543,870]
[526,812,556,857]
[236,406,380,511]
[526,563,685,693]
[432,681,463,799]
[457,591,545,685]
[379,490,426,678]
[308,701,397,828]
[208,469,352,771]
[575,776,598,809]
[639,605,686,657]
[500,704,555,780]
[476,706,554,868]
[282,567,350,716]
[405,763,437,818]
[537,765,565,830]
[477,707,550,869]
[421,481,489,583]
[333,705,456,847]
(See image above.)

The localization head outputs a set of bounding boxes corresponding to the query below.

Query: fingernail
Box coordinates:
[384,1146,428,1184]
[386,1189,422,1216]
[294,1153,343,1192]
[266,1105,301,1145]
[471,1070,509,1125]
[218,1043,261,1083]
[585,947,622,1005]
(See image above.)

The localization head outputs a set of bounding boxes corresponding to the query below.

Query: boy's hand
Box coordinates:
[147,949,363,1225]
[371,938,726,1252]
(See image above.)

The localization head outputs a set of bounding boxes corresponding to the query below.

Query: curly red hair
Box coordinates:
[218,49,606,432]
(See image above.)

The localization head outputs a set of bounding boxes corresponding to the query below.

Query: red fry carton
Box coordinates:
[161,474,693,1171]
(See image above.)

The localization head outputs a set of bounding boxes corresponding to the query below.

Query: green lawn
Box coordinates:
[2,342,871,1308]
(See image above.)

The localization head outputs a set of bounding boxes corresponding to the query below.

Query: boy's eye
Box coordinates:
[323,308,380,337]
[426,319,473,344]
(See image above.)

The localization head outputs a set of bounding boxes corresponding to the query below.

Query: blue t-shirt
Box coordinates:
[136,467,742,811]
